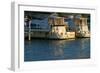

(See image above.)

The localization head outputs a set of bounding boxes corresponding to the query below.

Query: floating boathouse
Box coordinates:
[48,16,75,39]
[74,17,90,38]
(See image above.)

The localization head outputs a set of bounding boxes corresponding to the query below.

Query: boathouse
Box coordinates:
[74,17,90,37]
[48,16,75,39]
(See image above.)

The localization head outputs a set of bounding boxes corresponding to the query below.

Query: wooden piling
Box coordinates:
[28,20,31,40]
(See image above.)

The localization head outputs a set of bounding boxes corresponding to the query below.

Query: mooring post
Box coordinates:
[28,20,31,41]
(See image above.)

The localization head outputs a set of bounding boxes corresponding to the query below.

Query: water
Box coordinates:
[24,38,90,61]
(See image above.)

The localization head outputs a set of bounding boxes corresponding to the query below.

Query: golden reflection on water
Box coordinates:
[51,40,71,57]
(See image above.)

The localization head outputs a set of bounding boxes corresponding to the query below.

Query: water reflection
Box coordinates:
[24,38,90,61]
[51,40,65,57]
[78,38,90,58]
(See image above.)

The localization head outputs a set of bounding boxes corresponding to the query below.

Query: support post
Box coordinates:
[28,20,31,40]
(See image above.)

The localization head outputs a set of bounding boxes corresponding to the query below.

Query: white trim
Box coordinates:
[15,1,96,10]
[11,2,19,71]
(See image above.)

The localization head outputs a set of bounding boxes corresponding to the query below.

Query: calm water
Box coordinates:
[24,38,90,61]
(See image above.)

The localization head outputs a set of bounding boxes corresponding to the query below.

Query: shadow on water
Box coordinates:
[24,38,90,61]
